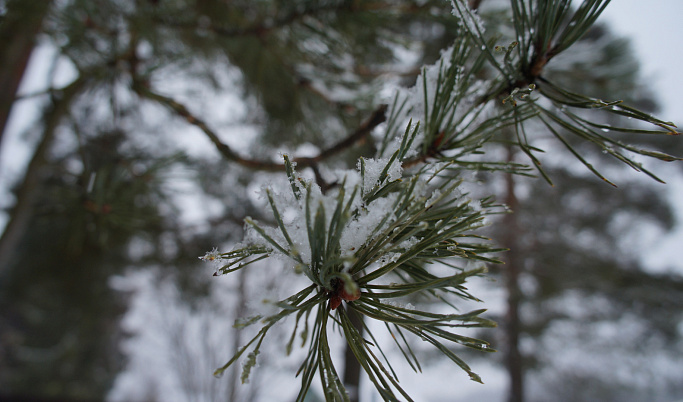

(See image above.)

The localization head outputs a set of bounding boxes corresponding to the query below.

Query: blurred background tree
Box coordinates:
[0,0,681,401]
[471,16,683,402]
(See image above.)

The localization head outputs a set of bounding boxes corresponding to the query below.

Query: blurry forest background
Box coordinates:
[1,1,682,401]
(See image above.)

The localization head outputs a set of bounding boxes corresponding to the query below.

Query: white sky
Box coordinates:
[599,1,683,273]
[600,0,683,123]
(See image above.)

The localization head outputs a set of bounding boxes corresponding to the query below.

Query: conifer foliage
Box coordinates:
[200,1,680,400]
[1,0,680,400]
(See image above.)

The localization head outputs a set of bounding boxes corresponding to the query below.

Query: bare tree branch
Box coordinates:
[132,82,387,174]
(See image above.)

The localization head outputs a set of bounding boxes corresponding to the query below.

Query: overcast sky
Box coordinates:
[598,1,683,273]
[600,0,683,123]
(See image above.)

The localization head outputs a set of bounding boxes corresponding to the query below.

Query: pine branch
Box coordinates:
[392,1,680,185]
[204,147,503,399]
[199,2,682,401]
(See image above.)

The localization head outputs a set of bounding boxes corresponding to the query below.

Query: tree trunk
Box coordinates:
[342,306,363,402]
[0,0,53,150]
[0,78,86,276]
[228,268,249,402]
[502,146,524,402]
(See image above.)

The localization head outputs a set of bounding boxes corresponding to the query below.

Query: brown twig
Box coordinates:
[468,0,484,11]
[132,82,387,175]
[308,104,388,163]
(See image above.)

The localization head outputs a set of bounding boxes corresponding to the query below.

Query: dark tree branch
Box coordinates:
[133,82,387,175]
[305,104,388,164]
